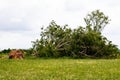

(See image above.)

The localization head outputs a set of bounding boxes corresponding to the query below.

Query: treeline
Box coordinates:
[32,10,120,58]
[0,48,11,54]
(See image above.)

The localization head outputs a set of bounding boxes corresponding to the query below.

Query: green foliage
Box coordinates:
[32,20,72,57]
[0,48,11,54]
[84,10,110,32]
[22,48,33,56]
[32,10,120,58]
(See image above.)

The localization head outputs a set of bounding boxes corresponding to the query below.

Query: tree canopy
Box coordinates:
[32,10,120,58]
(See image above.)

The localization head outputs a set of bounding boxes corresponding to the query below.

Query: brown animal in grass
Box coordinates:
[9,50,24,59]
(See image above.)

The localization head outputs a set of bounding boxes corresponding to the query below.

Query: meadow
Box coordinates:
[0,58,120,80]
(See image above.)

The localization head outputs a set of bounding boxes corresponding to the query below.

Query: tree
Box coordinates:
[32,20,72,57]
[84,10,110,32]
[83,10,119,58]
[32,10,120,58]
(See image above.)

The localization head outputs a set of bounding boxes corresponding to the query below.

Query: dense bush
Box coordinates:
[32,10,120,58]
[0,48,11,54]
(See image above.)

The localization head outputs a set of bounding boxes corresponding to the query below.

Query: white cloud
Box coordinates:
[10,18,22,23]
[0,31,39,50]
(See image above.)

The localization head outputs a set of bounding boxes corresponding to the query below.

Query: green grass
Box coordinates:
[0,58,120,80]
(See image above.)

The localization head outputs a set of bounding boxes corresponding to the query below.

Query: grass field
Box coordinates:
[0,58,120,80]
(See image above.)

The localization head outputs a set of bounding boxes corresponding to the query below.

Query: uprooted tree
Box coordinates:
[32,10,120,58]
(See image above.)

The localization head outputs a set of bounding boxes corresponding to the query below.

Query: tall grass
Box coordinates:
[0,58,120,80]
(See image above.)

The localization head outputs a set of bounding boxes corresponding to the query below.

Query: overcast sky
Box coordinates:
[0,0,120,50]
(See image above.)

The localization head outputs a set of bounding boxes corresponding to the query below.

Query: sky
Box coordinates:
[0,0,120,50]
